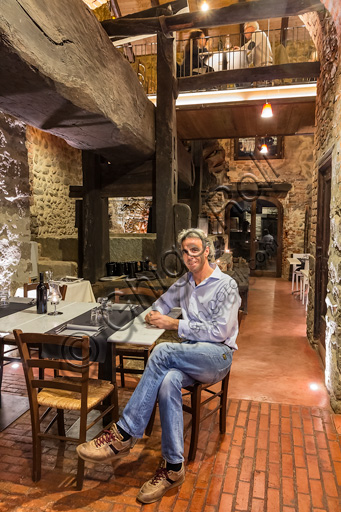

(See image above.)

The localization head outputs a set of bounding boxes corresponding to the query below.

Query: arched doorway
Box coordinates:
[225,195,283,277]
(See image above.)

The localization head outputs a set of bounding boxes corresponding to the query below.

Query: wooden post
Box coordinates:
[155,32,178,275]
[79,151,110,283]
[190,141,203,228]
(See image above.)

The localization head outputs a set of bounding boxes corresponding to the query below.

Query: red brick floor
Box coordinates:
[0,278,340,511]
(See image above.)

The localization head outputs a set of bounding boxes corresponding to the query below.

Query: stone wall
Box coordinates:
[0,113,31,294]
[26,126,82,240]
[201,135,314,277]
[108,197,152,233]
[303,10,341,410]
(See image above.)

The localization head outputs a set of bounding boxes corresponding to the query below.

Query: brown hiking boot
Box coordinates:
[76,423,136,463]
[137,460,185,504]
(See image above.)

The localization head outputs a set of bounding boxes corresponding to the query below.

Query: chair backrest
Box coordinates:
[23,283,67,300]
[238,309,243,328]
[13,330,90,413]
[292,253,309,272]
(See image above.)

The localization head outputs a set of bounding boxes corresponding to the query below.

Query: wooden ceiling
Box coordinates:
[176,97,316,139]
[82,0,317,139]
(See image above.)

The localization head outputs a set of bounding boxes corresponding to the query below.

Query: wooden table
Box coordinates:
[0,299,96,430]
[287,257,301,266]
[97,267,250,313]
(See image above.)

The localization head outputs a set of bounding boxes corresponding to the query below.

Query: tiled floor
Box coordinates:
[0,277,340,511]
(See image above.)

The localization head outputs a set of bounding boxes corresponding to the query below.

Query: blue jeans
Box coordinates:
[117,340,233,464]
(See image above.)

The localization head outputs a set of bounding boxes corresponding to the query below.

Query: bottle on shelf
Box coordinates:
[36,272,47,314]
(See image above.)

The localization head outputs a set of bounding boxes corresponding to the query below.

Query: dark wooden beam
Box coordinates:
[178,62,320,92]
[108,0,188,44]
[116,0,187,20]
[69,140,192,198]
[280,17,289,46]
[109,0,121,17]
[155,32,178,274]
[80,152,110,283]
[102,0,323,37]
[102,161,153,197]
[0,0,155,166]
[190,141,203,228]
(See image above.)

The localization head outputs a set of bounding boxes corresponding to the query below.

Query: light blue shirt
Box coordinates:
[152,264,241,350]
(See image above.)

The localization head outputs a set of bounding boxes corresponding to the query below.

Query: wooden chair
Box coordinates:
[23,282,67,300]
[110,287,163,387]
[145,310,243,461]
[13,329,117,490]
[0,284,68,397]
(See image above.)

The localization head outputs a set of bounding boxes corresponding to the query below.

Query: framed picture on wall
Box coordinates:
[234,136,284,160]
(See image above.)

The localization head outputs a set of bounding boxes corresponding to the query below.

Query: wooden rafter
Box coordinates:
[102,0,324,37]
[109,0,121,17]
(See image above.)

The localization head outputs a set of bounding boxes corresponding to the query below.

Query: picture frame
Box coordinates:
[234,136,284,160]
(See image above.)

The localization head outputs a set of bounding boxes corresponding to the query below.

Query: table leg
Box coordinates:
[99,342,118,424]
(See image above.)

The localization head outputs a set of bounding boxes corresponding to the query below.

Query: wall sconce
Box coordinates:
[201,1,209,11]
[261,101,273,118]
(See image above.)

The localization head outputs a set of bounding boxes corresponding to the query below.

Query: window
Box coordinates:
[234,136,284,160]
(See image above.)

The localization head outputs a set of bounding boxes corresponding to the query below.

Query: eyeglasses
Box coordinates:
[181,247,205,257]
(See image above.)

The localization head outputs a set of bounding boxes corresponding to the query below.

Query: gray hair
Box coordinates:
[177,228,214,262]
[244,21,259,31]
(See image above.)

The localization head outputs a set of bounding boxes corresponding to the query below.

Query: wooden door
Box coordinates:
[314,162,331,362]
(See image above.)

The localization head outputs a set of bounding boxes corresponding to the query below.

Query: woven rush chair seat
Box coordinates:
[37,376,114,410]
[13,329,116,490]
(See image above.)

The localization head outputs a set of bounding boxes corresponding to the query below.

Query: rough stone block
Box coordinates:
[38,259,77,279]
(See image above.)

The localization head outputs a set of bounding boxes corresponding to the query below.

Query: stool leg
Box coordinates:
[188,385,201,461]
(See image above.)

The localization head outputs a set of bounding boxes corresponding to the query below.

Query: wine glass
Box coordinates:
[47,282,63,316]
[45,270,54,285]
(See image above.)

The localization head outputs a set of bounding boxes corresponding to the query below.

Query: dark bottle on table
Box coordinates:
[36,272,47,314]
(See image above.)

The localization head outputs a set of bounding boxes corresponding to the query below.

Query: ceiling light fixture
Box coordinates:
[261,101,273,118]
[201,2,209,11]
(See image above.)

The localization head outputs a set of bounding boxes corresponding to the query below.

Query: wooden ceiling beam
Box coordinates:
[177,62,320,92]
[109,0,121,17]
[102,0,324,37]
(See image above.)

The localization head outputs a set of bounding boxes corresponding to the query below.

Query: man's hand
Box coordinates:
[145,311,179,330]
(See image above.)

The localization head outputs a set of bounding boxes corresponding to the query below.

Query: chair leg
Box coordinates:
[219,373,230,433]
[57,409,65,437]
[76,407,87,490]
[145,401,157,437]
[76,457,85,491]
[119,355,125,387]
[0,342,4,408]
[188,384,202,462]
[32,419,42,482]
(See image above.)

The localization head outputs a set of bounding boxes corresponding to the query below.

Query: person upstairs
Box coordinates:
[177,29,212,76]
[236,21,273,67]
[77,228,241,504]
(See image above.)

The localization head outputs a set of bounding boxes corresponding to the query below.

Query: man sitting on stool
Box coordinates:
[77,228,241,504]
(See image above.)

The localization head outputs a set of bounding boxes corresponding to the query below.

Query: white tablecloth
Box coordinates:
[15,280,96,303]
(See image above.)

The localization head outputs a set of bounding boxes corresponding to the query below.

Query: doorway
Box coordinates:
[314,159,331,364]
[225,196,283,277]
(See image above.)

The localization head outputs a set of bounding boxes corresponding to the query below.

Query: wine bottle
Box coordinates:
[36,272,47,314]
